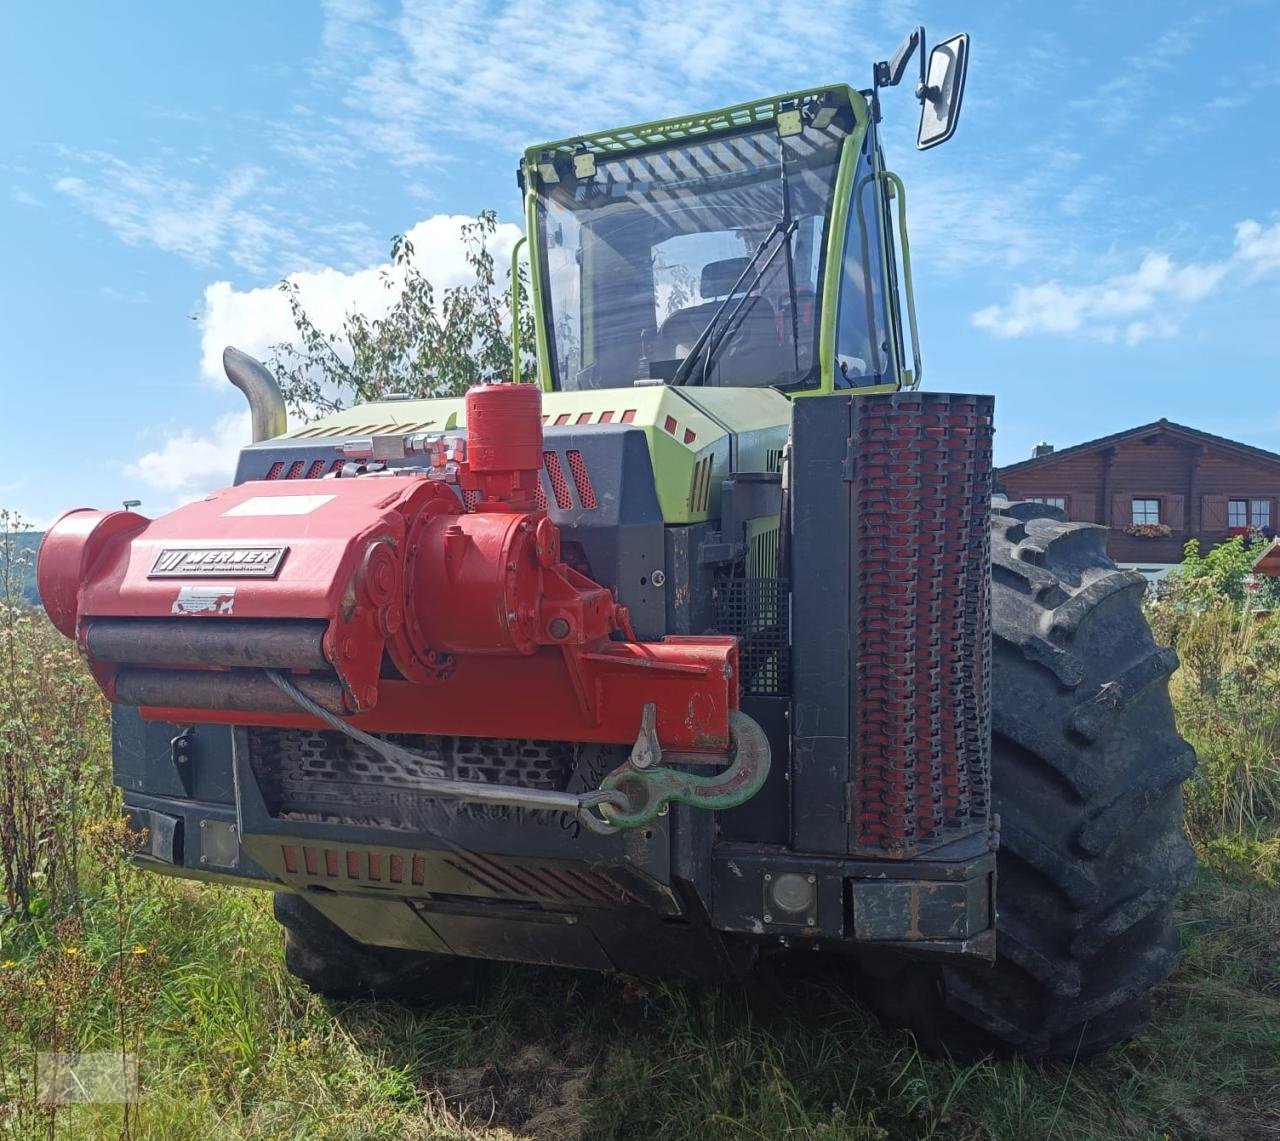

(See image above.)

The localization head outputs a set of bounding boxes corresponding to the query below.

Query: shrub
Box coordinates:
[1149,533,1280,873]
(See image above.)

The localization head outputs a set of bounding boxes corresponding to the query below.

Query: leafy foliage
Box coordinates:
[1148,533,1280,868]
[1158,532,1280,609]
[266,211,537,421]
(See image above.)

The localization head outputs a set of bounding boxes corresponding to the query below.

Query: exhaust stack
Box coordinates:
[223,346,286,442]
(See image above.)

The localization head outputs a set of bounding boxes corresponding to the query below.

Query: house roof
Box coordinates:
[1254,539,1280,577]
[997,418,1280,477]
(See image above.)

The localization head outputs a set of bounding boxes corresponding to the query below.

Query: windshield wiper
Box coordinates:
[669,220,797,387]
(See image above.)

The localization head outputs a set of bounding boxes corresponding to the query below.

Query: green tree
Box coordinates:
[266,211,536,421]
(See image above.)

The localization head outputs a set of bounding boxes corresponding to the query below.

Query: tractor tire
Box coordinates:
[273,892,481,1002]
[863,500,1197,1059]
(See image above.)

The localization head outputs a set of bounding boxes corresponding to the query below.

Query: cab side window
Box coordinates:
[834,139,892,388]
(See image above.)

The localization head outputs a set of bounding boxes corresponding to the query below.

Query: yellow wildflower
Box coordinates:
[131,945,147,956]
[63,946,79,956]
[1,960,16,970]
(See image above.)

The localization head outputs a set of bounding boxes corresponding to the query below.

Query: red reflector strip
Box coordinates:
[663,416,678,434]
[286,460,306,480]
[622,409,636,423]
[281,844,298,873]
[266,462,285,480]
[306,459,327,479]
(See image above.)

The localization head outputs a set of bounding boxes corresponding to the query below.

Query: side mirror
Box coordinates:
[916,33,969,150]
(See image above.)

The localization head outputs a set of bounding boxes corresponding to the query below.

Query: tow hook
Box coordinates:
[587,705,771,830]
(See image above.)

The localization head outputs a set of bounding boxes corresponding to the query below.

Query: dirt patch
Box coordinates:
[1172,1093,1280,1140]
[425,1043,595,1139]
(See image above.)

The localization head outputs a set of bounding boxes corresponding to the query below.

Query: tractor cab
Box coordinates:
[521,32,968,398]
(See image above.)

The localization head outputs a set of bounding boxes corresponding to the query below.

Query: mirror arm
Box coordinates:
[874,25,923,90]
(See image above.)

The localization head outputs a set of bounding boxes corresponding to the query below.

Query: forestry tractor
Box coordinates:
[38,29,1197,1057]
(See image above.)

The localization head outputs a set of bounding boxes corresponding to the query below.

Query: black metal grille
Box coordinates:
[246,728,577,830]
[712,577,790,697]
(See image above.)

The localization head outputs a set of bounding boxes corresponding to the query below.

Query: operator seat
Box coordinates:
[656,257,790,385]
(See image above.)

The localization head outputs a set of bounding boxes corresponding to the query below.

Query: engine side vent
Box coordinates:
[565,450,597,508]
[543,451,573,509]
[688,456,713,514]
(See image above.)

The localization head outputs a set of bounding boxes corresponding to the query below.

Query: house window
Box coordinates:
[1228,499,1272,529]
[1131,498,1161,525]
[1027,496,1066,510]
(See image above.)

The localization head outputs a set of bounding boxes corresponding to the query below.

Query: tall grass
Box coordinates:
[0,510,114,920]
[1149,574,1280,883]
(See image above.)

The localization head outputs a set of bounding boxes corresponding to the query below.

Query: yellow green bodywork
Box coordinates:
[287,385,792,525]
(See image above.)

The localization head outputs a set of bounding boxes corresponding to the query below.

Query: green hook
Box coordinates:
[597,709,771,829]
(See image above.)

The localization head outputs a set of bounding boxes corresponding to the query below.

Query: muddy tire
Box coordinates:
[865,500,1197,1059]
[273,892,481,1001]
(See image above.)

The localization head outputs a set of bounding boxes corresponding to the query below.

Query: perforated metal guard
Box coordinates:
[247,728,577,830]
[713,577,789,697]
[852,395,992,851]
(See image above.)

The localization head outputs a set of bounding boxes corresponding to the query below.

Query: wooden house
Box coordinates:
[996,419,1280,574]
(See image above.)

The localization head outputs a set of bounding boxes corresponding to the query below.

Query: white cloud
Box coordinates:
[124,411,252,502]
[1070,13,1211,132]
[198,212,522,382]
[54,155,293,275]
[1235,218,1280,277]
[332,0,887,161]
[972,220,1280,344]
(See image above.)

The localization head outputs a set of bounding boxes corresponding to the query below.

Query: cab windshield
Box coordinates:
[535,114,852,391]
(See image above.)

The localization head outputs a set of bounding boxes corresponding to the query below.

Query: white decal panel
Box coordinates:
[171,586,237,616]
[223,494,334,518]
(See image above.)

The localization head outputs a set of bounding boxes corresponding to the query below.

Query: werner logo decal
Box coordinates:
[149,547,287,578]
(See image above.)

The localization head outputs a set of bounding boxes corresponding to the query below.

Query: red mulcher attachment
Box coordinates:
[37,383,738,755]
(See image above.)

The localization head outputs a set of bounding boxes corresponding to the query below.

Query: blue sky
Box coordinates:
[3,1,1279,527]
